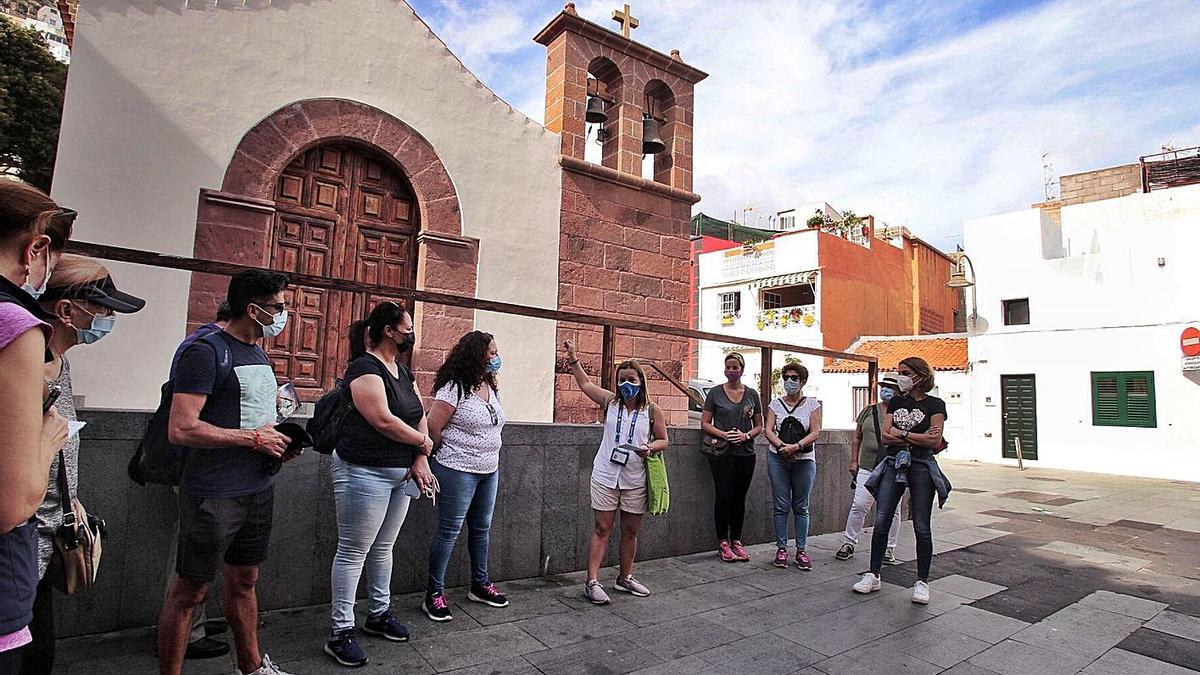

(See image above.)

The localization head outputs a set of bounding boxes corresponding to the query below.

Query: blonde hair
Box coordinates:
[46,254,109,294]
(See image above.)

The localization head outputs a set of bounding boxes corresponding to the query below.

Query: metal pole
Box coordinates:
[1014,436,1025,471]
[760,347,772,412]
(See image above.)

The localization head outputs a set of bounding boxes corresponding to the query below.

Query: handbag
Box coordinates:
[47,450,105,594]
[645,454,670,515]
[699,434,730,456]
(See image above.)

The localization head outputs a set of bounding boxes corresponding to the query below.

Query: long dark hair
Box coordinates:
[348,319,367,363]
[366,300,408,347]
[433,330,497,401]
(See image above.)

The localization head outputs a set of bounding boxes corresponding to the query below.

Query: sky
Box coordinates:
[407,0,1200,250]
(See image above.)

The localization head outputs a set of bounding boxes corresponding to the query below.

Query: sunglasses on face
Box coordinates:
[254,302,287,313]
[782,375,803,382]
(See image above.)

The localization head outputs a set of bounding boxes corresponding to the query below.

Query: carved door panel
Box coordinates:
[268,143,418,400]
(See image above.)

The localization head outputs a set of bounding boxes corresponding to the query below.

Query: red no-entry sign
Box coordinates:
[1183,327,1200,357]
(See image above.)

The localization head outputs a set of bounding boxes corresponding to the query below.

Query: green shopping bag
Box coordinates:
[645,453,670,515]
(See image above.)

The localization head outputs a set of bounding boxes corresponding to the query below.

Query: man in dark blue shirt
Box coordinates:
[157,271,296,675]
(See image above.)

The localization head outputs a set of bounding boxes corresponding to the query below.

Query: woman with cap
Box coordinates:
[22,254,144,674]
[835,374,903,565]
[700,352,764,563]
[0,179,73,672]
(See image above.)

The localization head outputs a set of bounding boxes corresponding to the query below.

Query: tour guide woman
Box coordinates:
[324,301,435,668]
[563,340,668,606]
[852,356,952,605]
[700,352,764,563]
[423,331,510,622]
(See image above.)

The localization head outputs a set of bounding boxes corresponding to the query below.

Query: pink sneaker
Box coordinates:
[795,550,813,570]
[731,541,750,561]
[773,548,789,568]
[718,541,736,562]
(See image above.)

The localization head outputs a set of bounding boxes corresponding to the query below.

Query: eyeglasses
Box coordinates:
[254,302,287,313]
[483,400,498,426]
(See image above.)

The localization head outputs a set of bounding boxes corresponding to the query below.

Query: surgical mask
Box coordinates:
[72,304,115,345]
[879,387,896,402]
[486,355,502,373]
[618,381,640,400]
[724,369,741,382]
[393,330,415,353]
[257,309,287,338]
[782,379,801,395]
[21,246,53,300]
[896,375,914,394]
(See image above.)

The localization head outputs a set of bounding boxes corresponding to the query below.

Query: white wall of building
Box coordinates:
[52,0,562,420]
[962,184,1200,481]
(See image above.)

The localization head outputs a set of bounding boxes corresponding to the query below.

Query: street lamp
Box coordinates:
[947,252,978,335]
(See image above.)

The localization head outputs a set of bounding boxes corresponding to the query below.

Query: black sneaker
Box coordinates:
[422,592,453,622]
[362,609,409,642]
[323,628,368,667]
[835,543,854,561]
[185,636,230,660]
[468,582,510,608]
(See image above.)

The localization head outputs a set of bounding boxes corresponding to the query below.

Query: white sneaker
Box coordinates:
[852,572,881,594]
[241,654,295,675]
[912,580,930,605]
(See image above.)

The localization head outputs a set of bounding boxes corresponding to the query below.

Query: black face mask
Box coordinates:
[397,330,415,353]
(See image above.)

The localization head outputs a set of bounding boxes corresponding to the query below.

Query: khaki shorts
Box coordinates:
[590,479,647,514]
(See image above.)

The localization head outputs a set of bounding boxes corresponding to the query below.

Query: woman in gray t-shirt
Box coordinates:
[700,353,764,563]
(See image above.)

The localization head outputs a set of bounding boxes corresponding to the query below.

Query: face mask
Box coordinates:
[486,355,502,373]
[725,369,741,382]
[254,307,287,338]
[72,304,115,345]
[879,387,896,402]
[21,246,53,300]
[396,330,415,353]
[782,379,801,395]
[618,381,640,400]
[896,375,914,394]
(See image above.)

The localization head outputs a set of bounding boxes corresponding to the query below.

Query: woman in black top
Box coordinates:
[852,357,946,605]
[324,301,434,667]
[700,353,764,563]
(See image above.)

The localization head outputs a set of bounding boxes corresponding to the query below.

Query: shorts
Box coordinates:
[176,486,274,583]
[590,479,647,514]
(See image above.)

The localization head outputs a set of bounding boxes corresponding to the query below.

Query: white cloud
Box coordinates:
[418,0,1200,249]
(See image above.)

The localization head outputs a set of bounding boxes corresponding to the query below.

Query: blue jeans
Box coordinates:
[329,453,412,631]
[871,458,935,578]
[767,452,816,550]
[426,460,499,594]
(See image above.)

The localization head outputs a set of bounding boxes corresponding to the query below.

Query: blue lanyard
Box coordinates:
[615,404,640,446]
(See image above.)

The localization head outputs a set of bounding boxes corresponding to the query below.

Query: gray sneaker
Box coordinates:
[614,575,650,597]
[882,548,900,565]
[584,580,611,605]
[835,543,854,561]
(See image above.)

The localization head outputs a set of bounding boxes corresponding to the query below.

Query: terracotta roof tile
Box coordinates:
[825,335,967,373]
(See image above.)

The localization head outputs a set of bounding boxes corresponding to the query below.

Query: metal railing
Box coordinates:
[1140,145,1200,193]
[67,241,879,412]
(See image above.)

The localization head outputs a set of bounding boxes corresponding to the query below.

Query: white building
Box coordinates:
[960,178,1200,483]
[22,6,70,63]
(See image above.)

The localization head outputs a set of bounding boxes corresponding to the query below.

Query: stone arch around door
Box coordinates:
[187,99,478,399]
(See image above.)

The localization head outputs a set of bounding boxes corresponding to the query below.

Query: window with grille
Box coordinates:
[1091,371,1156,428]
[762,291,782,310]
[720,291,741,316]
[852,386,870,418]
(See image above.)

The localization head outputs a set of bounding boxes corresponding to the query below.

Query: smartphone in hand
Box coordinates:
[43,384,62,414]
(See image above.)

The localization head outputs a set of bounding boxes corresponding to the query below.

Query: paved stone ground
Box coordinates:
[54,459,1200,674]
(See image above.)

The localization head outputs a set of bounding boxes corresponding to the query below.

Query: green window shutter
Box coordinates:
[1091,371,1156,428]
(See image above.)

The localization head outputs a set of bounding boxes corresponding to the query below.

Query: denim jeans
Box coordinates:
[426,460,499,594]
[330,453,412,631]
[870,458,935,578]
[767,453,816,550]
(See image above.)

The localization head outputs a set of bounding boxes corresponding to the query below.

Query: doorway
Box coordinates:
[1001,374,1038,460]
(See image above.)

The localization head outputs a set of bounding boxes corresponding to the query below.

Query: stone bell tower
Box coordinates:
[535,3,708,425]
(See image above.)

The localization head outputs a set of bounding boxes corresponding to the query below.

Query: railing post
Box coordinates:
[867,360,878,405]
[760,347,772,412]
[600,324,615,392]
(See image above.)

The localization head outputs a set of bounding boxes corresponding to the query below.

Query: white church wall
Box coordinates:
[52,0,562,420]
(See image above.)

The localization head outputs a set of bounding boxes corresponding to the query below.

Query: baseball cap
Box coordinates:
[41,275,146,313]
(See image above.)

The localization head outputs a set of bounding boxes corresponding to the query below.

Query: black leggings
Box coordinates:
[707,453,757,541]
[20,577,54,674]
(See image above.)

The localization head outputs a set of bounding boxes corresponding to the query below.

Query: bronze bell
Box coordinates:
[585,96,608,124]
[642,114,666,155]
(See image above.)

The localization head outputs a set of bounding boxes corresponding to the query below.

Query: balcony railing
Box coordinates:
[1141,146,1200,192]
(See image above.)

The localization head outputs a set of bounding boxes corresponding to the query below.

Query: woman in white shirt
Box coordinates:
[563,340,668,606]
[763,363,822,571]
[423,331,508,622]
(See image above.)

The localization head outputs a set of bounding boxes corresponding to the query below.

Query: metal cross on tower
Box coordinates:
[611,3,639,39]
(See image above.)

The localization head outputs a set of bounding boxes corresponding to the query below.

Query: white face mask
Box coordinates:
[21,246,53,299]
[896,375,914,394]
[252,304,288,338]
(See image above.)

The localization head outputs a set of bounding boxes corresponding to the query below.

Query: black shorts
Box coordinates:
[176,486,274,583]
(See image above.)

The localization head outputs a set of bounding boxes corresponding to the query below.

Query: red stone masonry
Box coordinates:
[535,8,707,426]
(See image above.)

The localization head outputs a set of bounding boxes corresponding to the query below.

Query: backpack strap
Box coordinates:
[196,331,235,389]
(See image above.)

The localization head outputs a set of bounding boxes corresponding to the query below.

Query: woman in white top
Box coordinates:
[763,363,822,571]
[423,331,509,622]
[563,340,668,606]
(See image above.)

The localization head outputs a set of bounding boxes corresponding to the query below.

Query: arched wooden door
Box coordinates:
[266,142,418,400]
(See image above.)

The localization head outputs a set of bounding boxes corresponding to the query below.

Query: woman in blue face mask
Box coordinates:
[422,331,508,622]
[28,254,144,673]
[563,340,669,606]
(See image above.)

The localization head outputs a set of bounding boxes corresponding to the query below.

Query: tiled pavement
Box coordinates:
[54,459,1200,673]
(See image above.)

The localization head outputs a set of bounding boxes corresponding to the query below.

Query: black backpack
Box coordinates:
[307,380,353,455]
[128,333,233,486]
[776,399,813,451]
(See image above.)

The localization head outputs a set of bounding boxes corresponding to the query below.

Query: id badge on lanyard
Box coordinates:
[610,406,639,466]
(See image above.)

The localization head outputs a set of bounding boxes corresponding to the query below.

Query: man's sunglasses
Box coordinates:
[782,375,803,382]
[253,302,287,313]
